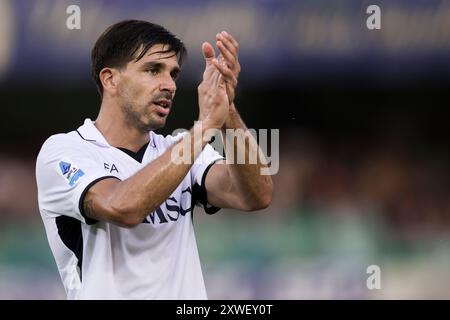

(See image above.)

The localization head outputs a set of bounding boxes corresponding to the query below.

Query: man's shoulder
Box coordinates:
[37,130,86,161]
[41,130,82,149]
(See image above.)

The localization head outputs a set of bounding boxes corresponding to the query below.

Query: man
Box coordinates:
[36,20,272,299]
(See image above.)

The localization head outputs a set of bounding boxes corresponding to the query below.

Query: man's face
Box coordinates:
[116,43,181,132]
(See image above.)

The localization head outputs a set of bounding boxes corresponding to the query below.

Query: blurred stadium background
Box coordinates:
[1,0,450,299]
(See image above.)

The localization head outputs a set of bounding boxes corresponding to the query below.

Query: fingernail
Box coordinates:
[222,31,228,36]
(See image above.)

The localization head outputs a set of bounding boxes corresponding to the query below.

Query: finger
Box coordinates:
[217,54,236,79]
[202,42,217,81]
[212,61,236,88]
[216,40,236,67]
[216,32,238,57]
[212,59,237,87]
[222,31,239,51]
[216,34,240,77]
[209,61,226,90]
[202,42,216,66]
[214,56,236,104]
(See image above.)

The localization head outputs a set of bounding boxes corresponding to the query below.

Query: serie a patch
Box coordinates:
[58,160,85,186]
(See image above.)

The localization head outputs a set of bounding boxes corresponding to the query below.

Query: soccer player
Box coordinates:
[36,20,273,299]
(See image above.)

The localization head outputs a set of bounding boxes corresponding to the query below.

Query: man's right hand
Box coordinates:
[197,42,229,129]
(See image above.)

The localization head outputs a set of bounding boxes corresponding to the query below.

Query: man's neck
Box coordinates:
[94,101,150,153]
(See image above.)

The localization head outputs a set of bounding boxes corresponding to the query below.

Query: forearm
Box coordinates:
[105,121,212,225]
[221,104,273,208]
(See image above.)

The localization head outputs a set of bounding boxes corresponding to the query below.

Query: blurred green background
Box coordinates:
[1,0,450,299]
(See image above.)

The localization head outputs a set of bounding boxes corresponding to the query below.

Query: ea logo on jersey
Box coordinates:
[59,160,85,186]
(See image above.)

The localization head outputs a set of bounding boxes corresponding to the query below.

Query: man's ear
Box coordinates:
[99,67,119,95]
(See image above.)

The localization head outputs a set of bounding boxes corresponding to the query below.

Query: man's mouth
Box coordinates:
[153,99,172,117]
[153,99,171,108]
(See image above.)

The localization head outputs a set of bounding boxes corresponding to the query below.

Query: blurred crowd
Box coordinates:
[272,128,450,241]
[0,156,38,222]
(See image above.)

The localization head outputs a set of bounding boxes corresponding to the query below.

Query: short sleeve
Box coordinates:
[36,135,118,224]
[190,143,224,214]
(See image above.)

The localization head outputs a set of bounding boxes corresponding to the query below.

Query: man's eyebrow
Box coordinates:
[141,61,162,69]
[141,61,180,73]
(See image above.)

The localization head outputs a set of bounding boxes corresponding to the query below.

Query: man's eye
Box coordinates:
[148,69,159,75]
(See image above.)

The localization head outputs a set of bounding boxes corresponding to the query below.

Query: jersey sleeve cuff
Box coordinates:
[197,159,222,215]
[78,176,121,225]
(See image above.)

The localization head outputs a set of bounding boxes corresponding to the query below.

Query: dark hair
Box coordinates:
[91,20,187,96]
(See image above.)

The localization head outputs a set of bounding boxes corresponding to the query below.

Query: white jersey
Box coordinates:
[36,119,223,300]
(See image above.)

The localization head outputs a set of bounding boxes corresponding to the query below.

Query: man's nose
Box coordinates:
[159,75,176,94]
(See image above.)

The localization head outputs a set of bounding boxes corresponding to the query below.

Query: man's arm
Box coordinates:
[205,104,273,211]
[203,32,274,211]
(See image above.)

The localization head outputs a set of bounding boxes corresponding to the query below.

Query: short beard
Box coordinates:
[121,103,158,133]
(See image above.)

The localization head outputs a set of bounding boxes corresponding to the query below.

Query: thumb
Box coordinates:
[202,42,216,65]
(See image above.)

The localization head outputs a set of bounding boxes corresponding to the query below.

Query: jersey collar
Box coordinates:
[76,118,153,148]
[76,118,111,147]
